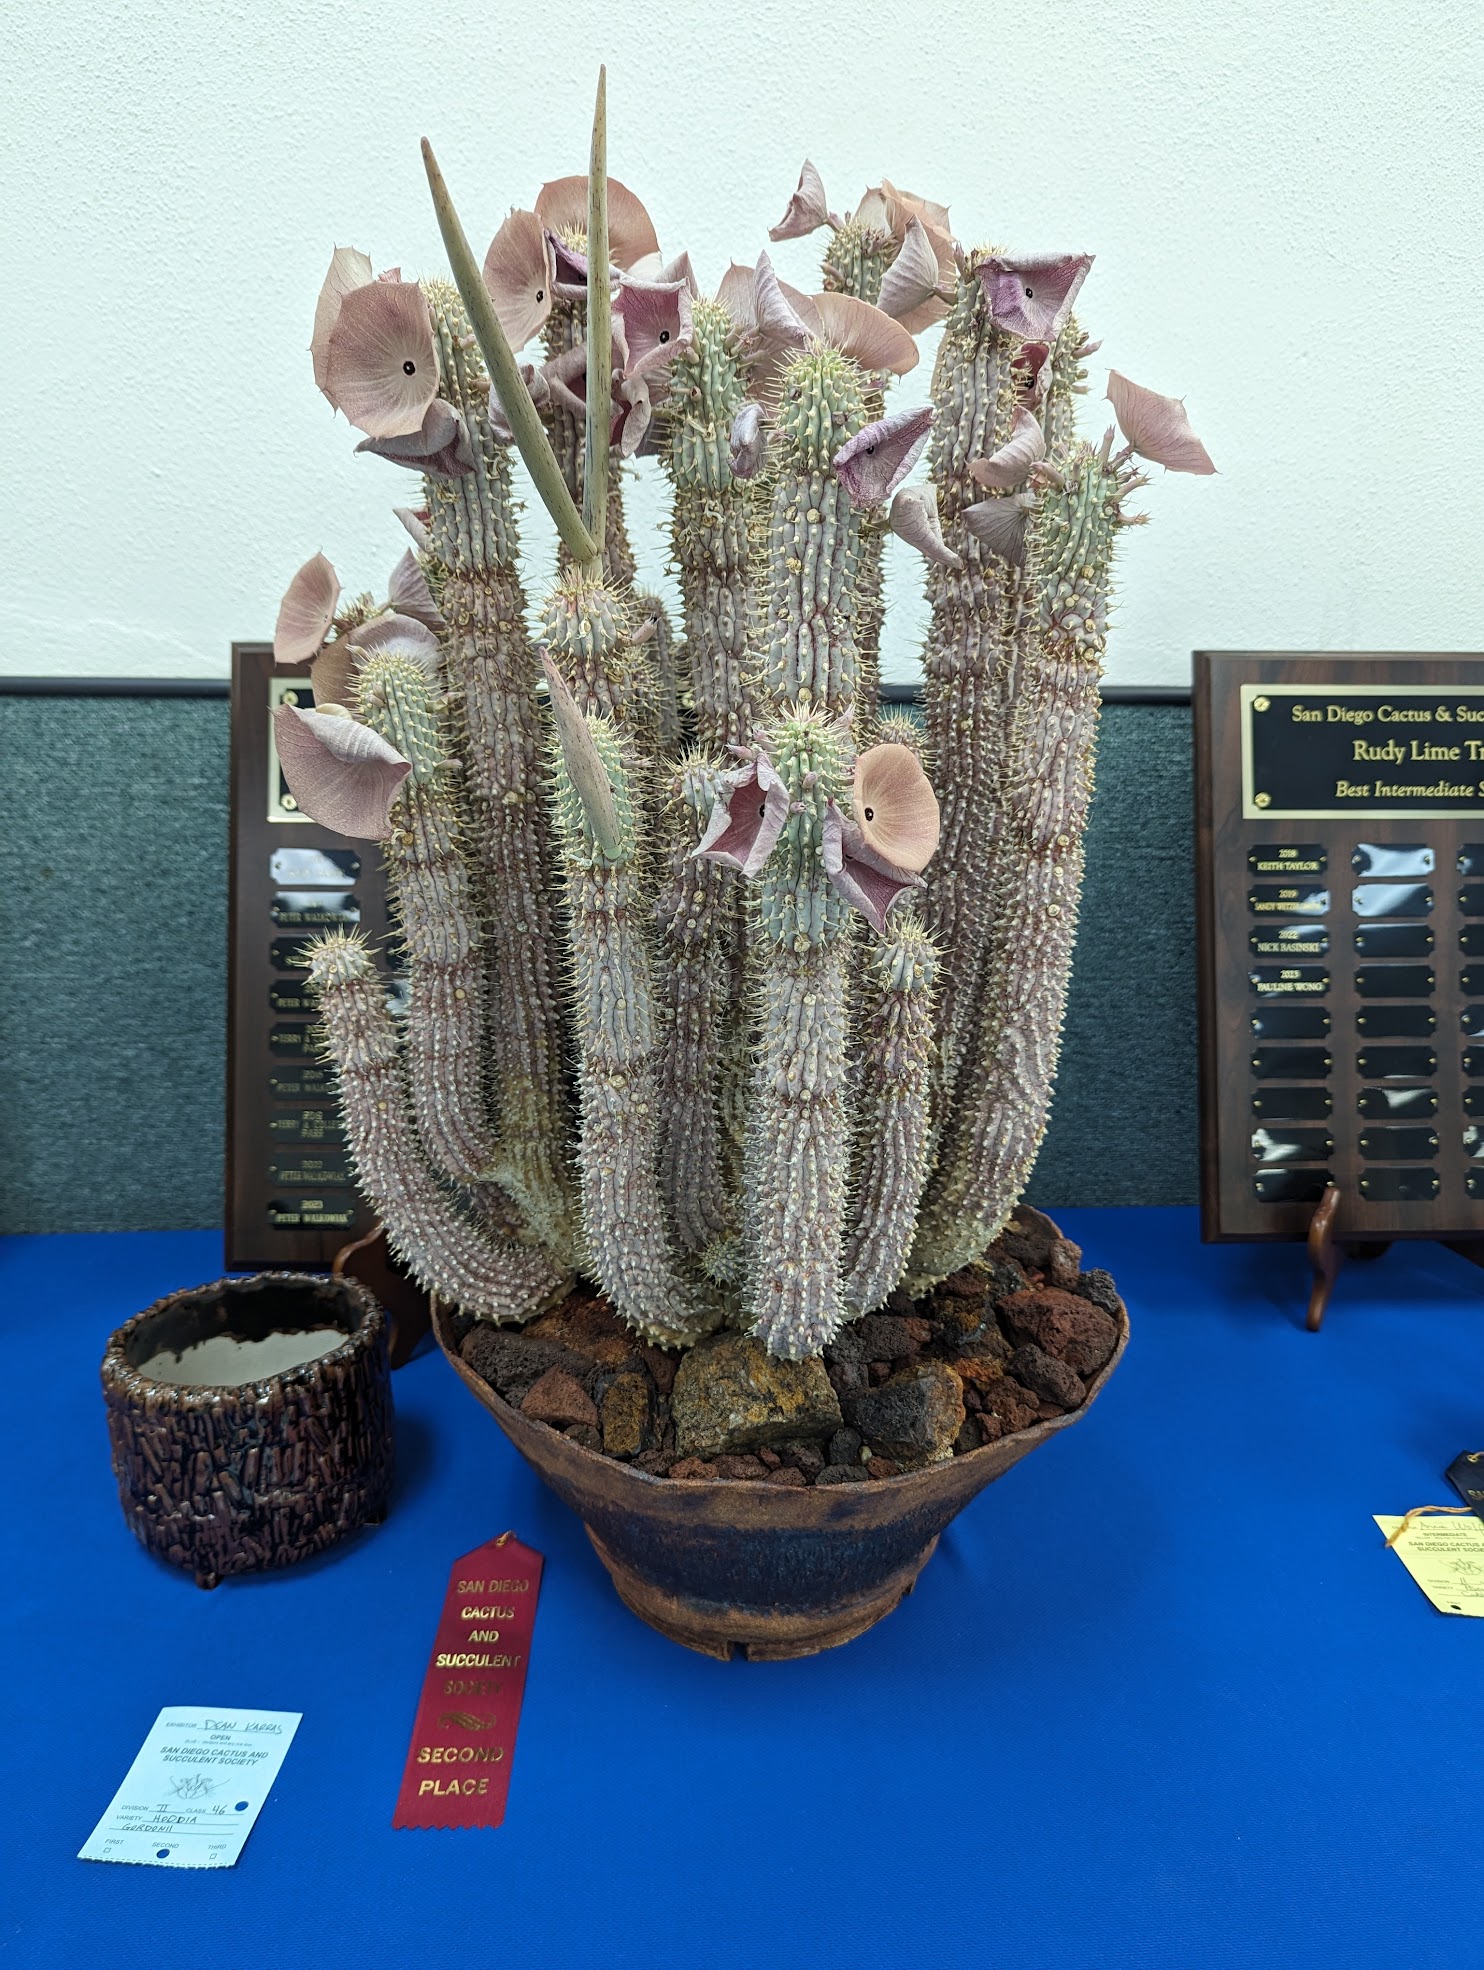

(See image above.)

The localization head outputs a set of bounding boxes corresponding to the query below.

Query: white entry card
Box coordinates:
[78,1707,301,1868]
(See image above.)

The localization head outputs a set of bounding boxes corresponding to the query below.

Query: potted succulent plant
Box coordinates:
[267,72,1210,1657]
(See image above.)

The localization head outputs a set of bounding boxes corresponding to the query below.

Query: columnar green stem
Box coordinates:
[763,347,867,720]
[308,934,569,1321]
[920,257,1021,1097]
[821,228,895,741]
[747,714,852,1357]
[354,649,506,1209]
[666,296,760,751]
[656,758,739,1262]
[843,915,938,1314]
[911,444,1125,1285]
[551,713,717,1347]
[420,281,580,1265]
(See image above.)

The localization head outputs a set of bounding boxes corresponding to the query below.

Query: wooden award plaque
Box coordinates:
[226,644,404,1270]
[1195,652,1484,1319]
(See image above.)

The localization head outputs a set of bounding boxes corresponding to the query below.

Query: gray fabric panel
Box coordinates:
[0,698,228,1235]
[0,696,1197,1233]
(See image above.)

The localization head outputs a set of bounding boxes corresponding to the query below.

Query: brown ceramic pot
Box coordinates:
[435,1271,1127,1661]
[102,1272,394,1588]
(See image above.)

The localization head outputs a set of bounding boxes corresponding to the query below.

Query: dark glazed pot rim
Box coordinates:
[101,1271,387,1404]
[435,1287,1128,1515]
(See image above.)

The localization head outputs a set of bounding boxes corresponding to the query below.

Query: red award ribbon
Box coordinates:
[393,1533,543,1829]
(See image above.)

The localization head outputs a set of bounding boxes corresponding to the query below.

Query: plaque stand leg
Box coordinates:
[1305,1184,1392,1332]
[333,1223,432,1369]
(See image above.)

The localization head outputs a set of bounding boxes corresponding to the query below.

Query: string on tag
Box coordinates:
[1383,1505,1474,1548]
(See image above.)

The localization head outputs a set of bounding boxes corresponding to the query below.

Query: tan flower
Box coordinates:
[769,159,833,241]
[852,743,940,873]
[888,484,961,568]
[273,552,341,665]
[310,247,373,396]
[822,801,925,935]
[482,209,556,350]
[1107,371,1216,474]
[534,174,660,269]
[968,405,1048,491]
[324,280,439,438]
[272,704,410,840]
[876,216,954,334]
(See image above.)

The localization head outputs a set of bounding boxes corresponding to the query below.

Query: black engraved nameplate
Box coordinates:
[270,846,361,885]
[1354,965,1435,998]
[1249,925,1329,959]
[1251,1127,1333,1164]
[1353,883,1433,919]
[267,1064,336,1100]
[1242,685,1484,820]
[271,889,361,929]
[1249,965,1330,998]
[1249,844,1326,876]
[267,1194,360,1230]
[1360,1168,1441,1202]
[1253,1168,1334,1204]
[1249,885,1329,917]
[1197,653,1484,1243]
[1356,1044,1436,1080]
[266,1108,345,1144]
[267,1152,353,1188]
[1251,1047,1331,1080]
[1358,1126,1440,1161]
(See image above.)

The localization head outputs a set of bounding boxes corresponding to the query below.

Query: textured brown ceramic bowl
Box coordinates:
[102,1272,394,1588]
[436,1279,1127,1661]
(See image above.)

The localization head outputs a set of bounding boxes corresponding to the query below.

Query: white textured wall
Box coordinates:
[5,0,1482,683]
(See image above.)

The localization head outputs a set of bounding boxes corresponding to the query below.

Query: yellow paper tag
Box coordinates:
[1375,1513,1484,1616]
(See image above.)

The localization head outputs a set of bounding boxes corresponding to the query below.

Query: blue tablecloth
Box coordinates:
[3,1207,1482,1969]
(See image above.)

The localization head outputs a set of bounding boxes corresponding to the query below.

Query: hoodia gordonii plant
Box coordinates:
[269,80,1212,1409]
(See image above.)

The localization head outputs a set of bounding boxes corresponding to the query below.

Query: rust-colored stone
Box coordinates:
[522,1367,599,1430]
[524,1294,641,1372]
[998,1287,1119,1378]
[713,1454,769,1481]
